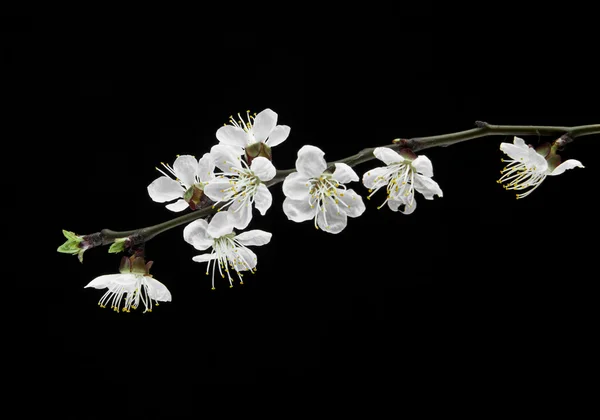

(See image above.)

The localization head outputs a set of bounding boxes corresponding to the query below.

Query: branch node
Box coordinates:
[554,133,574,150]
[475,121,490,129]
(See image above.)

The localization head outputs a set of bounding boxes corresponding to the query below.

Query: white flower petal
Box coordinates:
[374,147,404,165]
[332,163,359,184]
[254,184,272,215]
[165,199,189,212]
[173,155,199,188]
[527,147,548,172]
[203,179,232,202]
[513,136,527,148]
[210,144,243,172]
[207,211,235,238]
[250,157,276,181]
[228,200,253,230]
[252,109,278,143]
[362,167,389,189]
[145,277,172,302]
[192,254,217,263]
[282,172,311,200]
[500,137,530,161]
[234,247,258,271]
[548,159,584,176]
[216,125,249,148]
[265,125,290,147]
[283,197,315,223]
[197,153,216,183]
[337,188,365,218]
[414,174,443,200]
[85,274,126,289]
[411,155,434,178]
[316,201,348,234]
[183,219,213,250]
[296,145,328,178]
[147,177,184,203]
[389,197,417,215]
[235,230,272,246]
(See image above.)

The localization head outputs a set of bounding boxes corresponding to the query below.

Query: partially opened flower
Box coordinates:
[203,144,275,229]
[498,136,584,199]
[362,147,443,214]
[148,153,215,211]
[184,212,272,289]
[216,109,291,160]
[85,256,171,313]
[282,145,365,233]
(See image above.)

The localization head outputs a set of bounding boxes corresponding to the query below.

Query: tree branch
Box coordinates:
[79,122,600,249]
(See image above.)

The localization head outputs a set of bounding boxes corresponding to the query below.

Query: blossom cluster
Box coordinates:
[72,109,584,312]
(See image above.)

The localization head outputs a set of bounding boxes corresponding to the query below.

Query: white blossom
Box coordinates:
[363,147,442,214]
[216,109,291,154]
[498,137,584,199]
[147,153,215,211]
[184,212,272,289]
[203,144,275,229]
[85,258,171,313]
[282,145,365,233]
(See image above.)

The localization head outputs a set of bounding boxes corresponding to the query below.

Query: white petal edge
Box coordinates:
[283,197,315,223]
[173,155,199,188]
[337,188,366,218]
[414,174,443,200]
[145,277,172,302]
[251,157,276,182]
[411,155,434,178]
[216,125,249,148]
[265,125,290,147]
[235,230,272,246]
[85,274,126,289]
[282,172,311,200]
[254,184,272,215]
[192,254,217,263]
[183,219,213,250]
[296,145,328,178]
[316,201,348,234]
[165,199,190,212]
[210,144,243,172]
[374,147,404,165]
[207,211,235,238]
[362,166,389,189]
[548,159,584,176]
[252,108,278,143]
[147,177,184,203]
[197,153,216,183]
[227,200,253,230]
[332,162,359,184]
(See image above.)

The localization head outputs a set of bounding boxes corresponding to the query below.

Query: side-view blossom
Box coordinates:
[203,144,275,229]
[85,256,171,313]
[147,153,215,211]
[362,147,443,214]
[498,136,584,199]
[216,109,291,158]
[282,145,365,234]
[184,212,272,289]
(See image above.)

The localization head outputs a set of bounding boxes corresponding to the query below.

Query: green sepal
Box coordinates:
[535,142,551,158]
[398,148,417,161]
[131,256,147,274]
[57,230,83,255]
[245,142,272,161]
[546,154,562,172]
[108,238,128,254]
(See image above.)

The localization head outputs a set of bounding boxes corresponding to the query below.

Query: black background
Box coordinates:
[7,13,599,415]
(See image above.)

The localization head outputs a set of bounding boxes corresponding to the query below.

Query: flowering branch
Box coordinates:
[66,121,600,252]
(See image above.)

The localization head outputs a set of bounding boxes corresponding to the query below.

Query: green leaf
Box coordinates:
[108,238,128,254]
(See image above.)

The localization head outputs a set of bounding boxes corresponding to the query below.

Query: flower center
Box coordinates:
[306,173,349,230]
[98,275,158,313]
[497,157,547,199]
[366,162,415,209]
[213,160,261,213]
[204,234,257,289]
